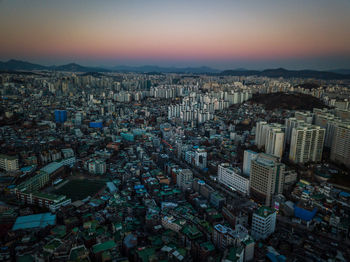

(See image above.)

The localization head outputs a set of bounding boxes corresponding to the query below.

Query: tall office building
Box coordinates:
[243,150,258,176]
[331,122,350,168]
[289,125,325,164]
[251,206,276,240]
[250,153,285,206]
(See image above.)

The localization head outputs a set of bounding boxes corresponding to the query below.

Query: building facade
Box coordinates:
[249,153,285,206]
[218,163,249,195]
[289,125,325,164]
[251,206,276,240]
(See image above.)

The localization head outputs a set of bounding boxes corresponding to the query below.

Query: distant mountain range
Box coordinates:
[218,68,350,80]
[0,60,108,72]
[1,59,350,80]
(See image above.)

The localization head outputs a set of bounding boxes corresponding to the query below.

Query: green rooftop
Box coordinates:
[200,241,215,252]
[92,240,116,254]
[136,247,157,262]
[181,225,203,240]
[69,245,88,261]
[255,206,275,218]
[44,239,62,251]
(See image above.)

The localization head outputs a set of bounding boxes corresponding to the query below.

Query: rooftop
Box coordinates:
[92,240,116,254]
[12,213,56,230]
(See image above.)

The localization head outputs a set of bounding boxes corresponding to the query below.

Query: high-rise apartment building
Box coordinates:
[289,125,325,164]
[295,111,313,124]
[255,122,284,158]
[265,127,285,158]
[331,122,350,168]
[255,121,268,149]
[249,153,285,206]
[243,150,258,176]
[284,117,305,146]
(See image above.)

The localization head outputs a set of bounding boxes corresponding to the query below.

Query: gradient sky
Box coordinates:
[1,0,350,69]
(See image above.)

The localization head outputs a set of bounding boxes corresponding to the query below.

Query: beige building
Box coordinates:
[331,122,350,168]
[249,153,285,206]
[289,125,325,164]
[0,154,19,172]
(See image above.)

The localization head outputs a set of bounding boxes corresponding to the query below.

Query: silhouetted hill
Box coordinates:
[219,68,350,80]
[112,65,219,73]
[329,69,350,75]
[50,63,109,72]
[219,69,260,76]
[1,60,350,79]
[0,60,109,72]
[0,59,46,71]
[249,92,329,111]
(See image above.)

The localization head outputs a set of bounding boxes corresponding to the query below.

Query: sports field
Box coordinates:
[53,179,106,201]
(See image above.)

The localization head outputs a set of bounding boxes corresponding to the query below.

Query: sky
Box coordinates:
[0,0,350,70]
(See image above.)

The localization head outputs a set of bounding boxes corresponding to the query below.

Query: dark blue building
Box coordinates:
[89,121,103,128]
[54,110,67,123]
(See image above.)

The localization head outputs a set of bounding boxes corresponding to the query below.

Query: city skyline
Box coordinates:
[1,0,350,70]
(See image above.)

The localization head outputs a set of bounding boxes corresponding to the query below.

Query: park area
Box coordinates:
[53,179,106,201]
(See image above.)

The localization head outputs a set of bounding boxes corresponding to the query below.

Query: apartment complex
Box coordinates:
[289,125,325,163]
[331,122,350,168]
[0,154,19,172]
[255,122,285,158]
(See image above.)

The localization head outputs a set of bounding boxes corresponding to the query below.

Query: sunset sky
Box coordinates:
[1,0,350,69]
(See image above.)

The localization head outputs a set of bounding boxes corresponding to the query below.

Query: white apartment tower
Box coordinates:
[289,125,325,164]
[284,117,305,146]
[331,122,350,168]
[265,127,285,158]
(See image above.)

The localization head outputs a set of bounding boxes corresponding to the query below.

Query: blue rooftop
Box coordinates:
[266,252,286,262]
[21,165,35,172]
[294,206,317,222]
[12,213,56,230]
[339,191,350,198]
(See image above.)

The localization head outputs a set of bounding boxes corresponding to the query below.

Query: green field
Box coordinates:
[53,179,106,201]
